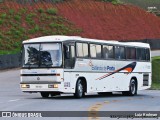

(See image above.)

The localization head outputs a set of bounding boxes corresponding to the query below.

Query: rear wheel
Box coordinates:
[40,92,50,98]
[123,79,137,96]
[74,79,84,98]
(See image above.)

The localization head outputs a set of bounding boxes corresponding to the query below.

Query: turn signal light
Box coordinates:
[48,84,58,88]
[48,84,54,88]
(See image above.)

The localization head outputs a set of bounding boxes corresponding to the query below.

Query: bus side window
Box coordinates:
[90,44,102,58]
[64,44,75,69]
[103,45,114,59]
[71,46,75,59]
[136,48,146,61]
[136,48,141,60]
[126,47,136,60]
[146,48,150,61]
[76,43,89,58]
[103,46,109,59]
[115,46,125,60]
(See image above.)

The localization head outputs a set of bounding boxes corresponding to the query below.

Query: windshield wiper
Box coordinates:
[28,64,33,69]
[27,62,38,69]
[42,63,52,68]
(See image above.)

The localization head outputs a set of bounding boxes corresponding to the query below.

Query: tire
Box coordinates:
[98,92,112,96]
[50,92,60,97]
[40,92,50,98]
[122,79,137,96]
[74,79,84,98]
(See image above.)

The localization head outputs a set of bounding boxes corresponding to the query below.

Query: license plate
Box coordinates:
[35,85,43,89]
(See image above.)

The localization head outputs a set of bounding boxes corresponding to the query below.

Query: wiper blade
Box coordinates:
[28,64,33,69]
[42,63,52,68]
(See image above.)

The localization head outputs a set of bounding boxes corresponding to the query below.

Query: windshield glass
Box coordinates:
[23,43,62,68]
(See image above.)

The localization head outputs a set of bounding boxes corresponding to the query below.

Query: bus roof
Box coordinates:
[23,35,150,48]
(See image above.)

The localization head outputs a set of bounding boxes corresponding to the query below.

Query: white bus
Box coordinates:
[20,35,151,98]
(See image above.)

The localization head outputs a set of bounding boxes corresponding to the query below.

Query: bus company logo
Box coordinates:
[104,66,115,71]
[51,70,56,73]
[88,60,93,66]
[92,66,115,71]
[96,62,137,80]
[37,77,40,80]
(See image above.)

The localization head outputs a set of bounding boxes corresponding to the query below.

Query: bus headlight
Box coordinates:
[54,84,58,88]
[21,84,30,88]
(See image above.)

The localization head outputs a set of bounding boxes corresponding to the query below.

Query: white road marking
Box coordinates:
[8,99,20,102]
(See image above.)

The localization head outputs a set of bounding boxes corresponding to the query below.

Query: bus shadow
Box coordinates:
[31,93,147,100]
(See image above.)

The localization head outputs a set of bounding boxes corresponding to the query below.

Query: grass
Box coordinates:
[37,8,44,13]
[46,8,57,15]
[0,49,21,55]
[25,13,36,25]
[0,13,7,19]
[14,15,21,21]
[0,19,3,24]
[102,0,123,5]
[151,82,160,90]
[29,25,40,34]
[0,7,81,55]
[151,56,160,89]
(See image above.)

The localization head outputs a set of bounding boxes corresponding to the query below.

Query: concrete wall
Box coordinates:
[0,53,21,70]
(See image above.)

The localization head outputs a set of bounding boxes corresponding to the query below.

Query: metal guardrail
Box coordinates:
[0,53,21,70]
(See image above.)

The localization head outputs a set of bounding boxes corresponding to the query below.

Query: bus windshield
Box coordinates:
[23,43,62,68]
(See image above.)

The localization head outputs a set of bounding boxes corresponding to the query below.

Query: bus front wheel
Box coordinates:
[40,92,50,98]
[123,79,137,96]
[74,79,84,98]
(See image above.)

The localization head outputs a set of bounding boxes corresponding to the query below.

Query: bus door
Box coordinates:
[63,42,76,92]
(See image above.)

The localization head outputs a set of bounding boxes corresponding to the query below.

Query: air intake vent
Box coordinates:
[143,74,149,86]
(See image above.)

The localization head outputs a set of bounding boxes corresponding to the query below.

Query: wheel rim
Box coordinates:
[131,81,136,94]
[78,82,83,96]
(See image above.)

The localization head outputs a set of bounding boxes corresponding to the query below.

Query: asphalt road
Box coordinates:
[151,50,160,57]
[0,69,160,120]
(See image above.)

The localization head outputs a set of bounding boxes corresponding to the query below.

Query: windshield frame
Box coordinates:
[22,42,63,69]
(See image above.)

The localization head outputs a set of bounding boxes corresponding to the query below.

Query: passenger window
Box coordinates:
[136,48,146,61]
[103,45,114,59]
[115,46,125,60]
[83,43,89,57]
[126,47,136,60]
[76,43,88,57]
[146,49,150,61]
[71,46,75,59]
[90,44,102,58]
[76,43,83,57]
